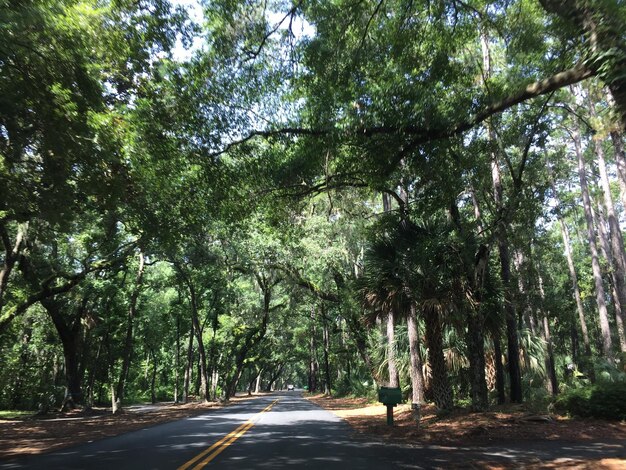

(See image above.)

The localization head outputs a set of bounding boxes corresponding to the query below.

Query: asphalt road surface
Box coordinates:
[1,392,624,469]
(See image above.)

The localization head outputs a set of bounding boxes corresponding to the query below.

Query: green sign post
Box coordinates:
[377,386,402,425]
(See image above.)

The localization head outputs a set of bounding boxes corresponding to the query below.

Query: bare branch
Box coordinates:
[243,1,303,61]
[357,0,385,52]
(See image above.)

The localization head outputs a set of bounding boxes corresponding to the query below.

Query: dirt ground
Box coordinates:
[0,396,259,460]
[307,395,626,469]
[1,394,625,469]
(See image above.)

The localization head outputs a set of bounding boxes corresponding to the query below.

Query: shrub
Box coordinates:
[333,374,376,398]
[554,386,593,417]
[555,381,626,420]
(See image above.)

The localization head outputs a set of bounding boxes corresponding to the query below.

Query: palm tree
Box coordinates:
[360,215,456,410]
[360,231,408,390]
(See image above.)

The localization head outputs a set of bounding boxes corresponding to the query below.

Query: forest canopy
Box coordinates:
[1,0,626,417]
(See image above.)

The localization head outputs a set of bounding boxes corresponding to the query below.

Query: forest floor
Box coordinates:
[2,393,625,468]
[308,394,626,469]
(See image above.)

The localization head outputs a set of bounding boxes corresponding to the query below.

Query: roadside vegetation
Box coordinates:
[2,0,626,437]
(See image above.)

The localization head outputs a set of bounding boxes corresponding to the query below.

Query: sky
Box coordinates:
[169,0,315,62]
[171,0,205,61]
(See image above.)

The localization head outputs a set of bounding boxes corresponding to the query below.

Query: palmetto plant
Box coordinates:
[359,213,460,409]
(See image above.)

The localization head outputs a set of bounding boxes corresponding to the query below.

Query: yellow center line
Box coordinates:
[177,399,279,470]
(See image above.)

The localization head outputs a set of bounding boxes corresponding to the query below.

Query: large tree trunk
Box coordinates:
[492,331,506,405]
[571,115,614,359]
[513,251,533,371]
[466,310,489,410]
[42,297,87,410]
[211,353,221,400]
[172,267,209,403]
[116,251,145,405]
[407,305,425,407]
[173,262,209,401]
[423,305,453,410]
[189,287,209,402]
[381,191,400,389]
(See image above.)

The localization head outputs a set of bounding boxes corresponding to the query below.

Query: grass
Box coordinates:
[0,410,33,420]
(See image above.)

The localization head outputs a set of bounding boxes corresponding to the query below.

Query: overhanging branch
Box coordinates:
[268,263,340,302]
[207,63,594,158]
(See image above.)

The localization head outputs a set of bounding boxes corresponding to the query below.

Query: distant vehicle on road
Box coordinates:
[287,384,295,391]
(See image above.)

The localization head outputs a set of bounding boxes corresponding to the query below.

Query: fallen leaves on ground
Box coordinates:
[0,396,260,459]
[307,394,626,470]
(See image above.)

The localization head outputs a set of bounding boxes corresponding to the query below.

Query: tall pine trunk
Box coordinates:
[608,111,626,215]
[588,93,626,352]
[483,30,522,402]
[492,155,523,403]
[571,114,613,359]
[593,199,626,351]
[549,166,593,355]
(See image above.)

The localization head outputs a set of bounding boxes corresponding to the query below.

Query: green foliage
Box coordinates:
[0,410,33,419]
[0,307,65,410]
[554,381,626,420]
[2,0,626,421]
[333,374,376,399]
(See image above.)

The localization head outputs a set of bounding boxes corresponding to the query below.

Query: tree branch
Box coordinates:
[243,0,303,61]
[0,242,136,333]
[208,64,594,158]
[268,264,340,302]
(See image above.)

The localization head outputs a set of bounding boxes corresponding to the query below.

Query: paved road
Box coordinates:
[1,392,624,469]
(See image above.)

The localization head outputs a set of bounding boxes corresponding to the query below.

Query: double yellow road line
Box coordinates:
[178,398,279,470]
